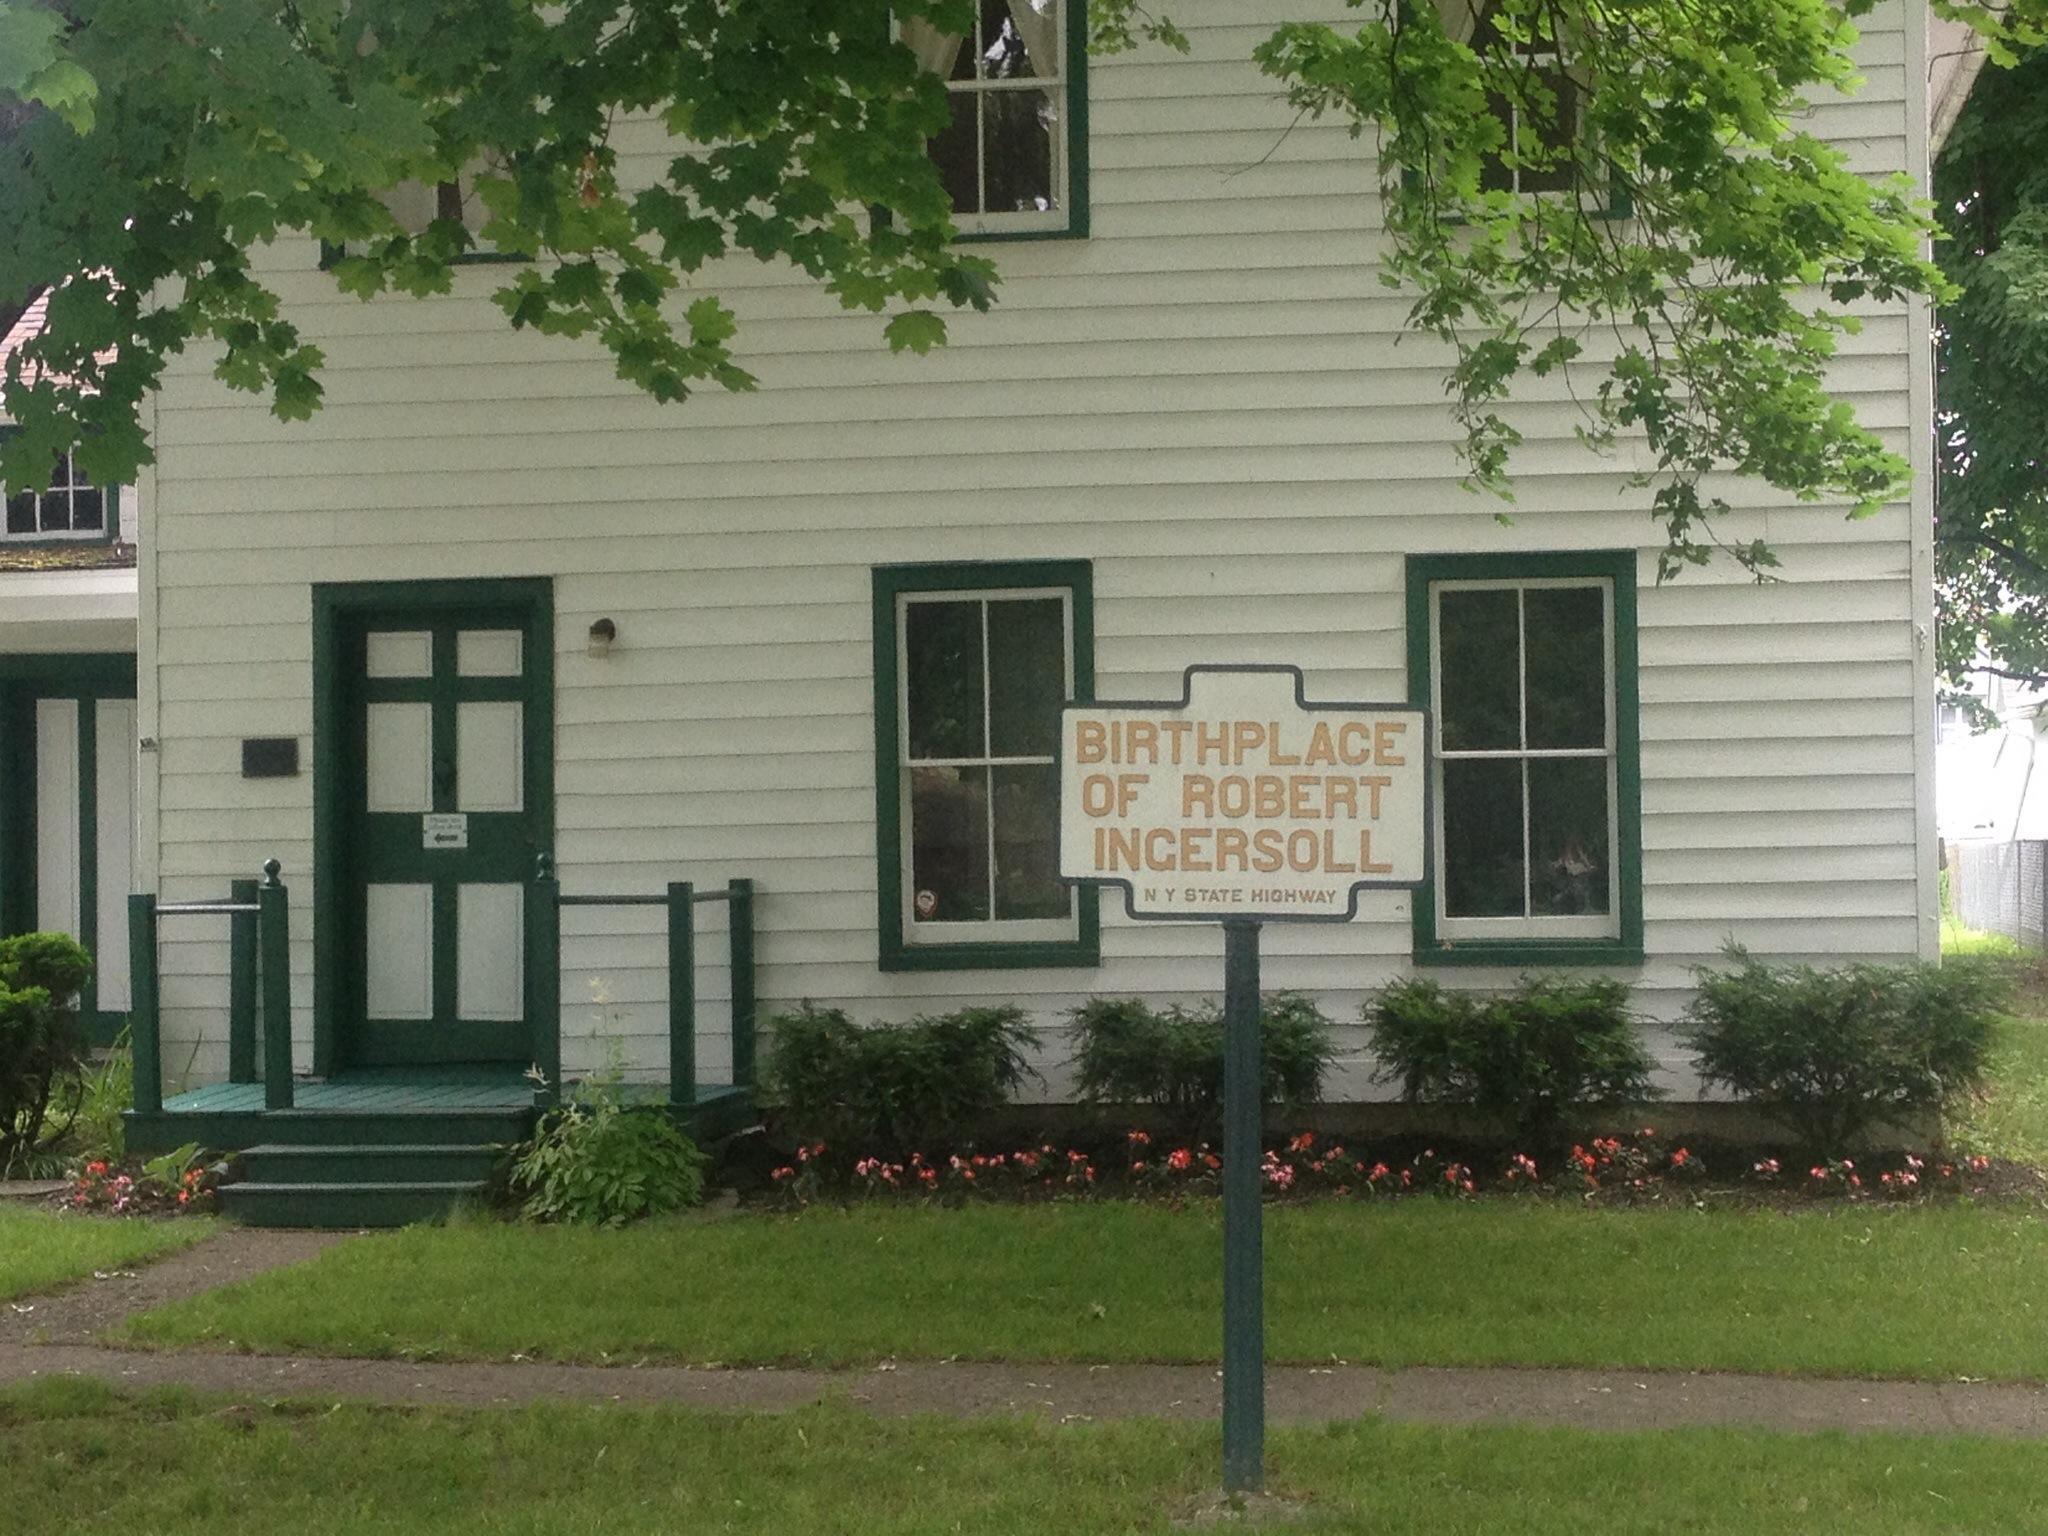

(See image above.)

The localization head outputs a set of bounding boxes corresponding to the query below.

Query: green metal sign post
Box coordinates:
[1220,918,1265,1491]
[1058,666,1430,1498]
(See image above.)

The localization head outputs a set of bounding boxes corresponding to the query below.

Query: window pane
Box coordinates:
[910,766,991,923]
[981,0,1038,79]
[1529,757,1611,916]
[905,599,986,759]
[930,90,980,214]
[70,487,104,532]
[987,597,1065,756]
[39,489,69,532]
[993,763,1067,918]
[1442,758,1525,917]
[1479,92,1516,193]
[1438,588,1521,750]
[5,492,33,535]
[983,88,1057,213]
[1524,585,1606,748]
[1517,67,1578,193]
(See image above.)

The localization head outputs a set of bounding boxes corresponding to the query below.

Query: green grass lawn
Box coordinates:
[0,1205,209,1302]
[7,1377,2047,1536]
[123,1200,2048,1380]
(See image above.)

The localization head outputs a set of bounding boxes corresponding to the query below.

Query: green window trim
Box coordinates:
[1404,550,1643,969]
[872,559,1098,973]
[938,0,1091,244]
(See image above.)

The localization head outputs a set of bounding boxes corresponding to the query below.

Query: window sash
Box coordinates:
[1429,575,1619,940]
[913,1,1072,236]
[895,584,1077,944]
[2,452,109,542]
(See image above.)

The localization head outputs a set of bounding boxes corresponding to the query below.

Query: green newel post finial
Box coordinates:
[262,858,283,887]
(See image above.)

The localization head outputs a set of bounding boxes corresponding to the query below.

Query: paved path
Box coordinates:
[6,1227,2048,1439]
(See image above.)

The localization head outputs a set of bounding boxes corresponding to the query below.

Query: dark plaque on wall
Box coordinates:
[241,737,300,778]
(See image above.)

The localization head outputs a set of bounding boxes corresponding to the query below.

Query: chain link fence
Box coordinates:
[1949,840,2048,949]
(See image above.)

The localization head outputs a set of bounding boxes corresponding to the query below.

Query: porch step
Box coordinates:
[240,1142,501,1187]
[230,1108,533,1147]
[219,1179,488,1229]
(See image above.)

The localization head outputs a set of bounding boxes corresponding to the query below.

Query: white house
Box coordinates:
[115,0,1937,1149]
[0,291,142,1045]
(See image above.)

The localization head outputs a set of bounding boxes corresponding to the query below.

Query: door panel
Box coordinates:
[365,882,435,1018]
[456,883,525,1021]
[342,607,546,1066]
[456,701,523,811]
[34,697,80,938]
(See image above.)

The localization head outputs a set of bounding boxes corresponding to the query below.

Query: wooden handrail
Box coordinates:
[128,861,291,1117]
[528,856,760,1112]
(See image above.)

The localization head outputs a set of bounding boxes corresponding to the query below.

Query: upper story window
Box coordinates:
[1406,551,1643,966]
[1470,1,1579,195]
[873,560,1100,971]
[901,1,1087,239]
[3,448,109,542]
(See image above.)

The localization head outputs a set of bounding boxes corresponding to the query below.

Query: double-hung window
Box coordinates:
[874,560,1098,970]
[2,447,111,543]
[901,0,1088,238]
[1407,552,1642,964]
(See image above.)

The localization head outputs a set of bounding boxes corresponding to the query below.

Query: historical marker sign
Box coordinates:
[1060,666,1428,919]
[1059,664,1429,1496]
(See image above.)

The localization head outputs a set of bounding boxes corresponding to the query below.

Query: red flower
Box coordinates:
[1127,1130,1151,1146]
[1287,1132,1315,1154]
[1168,1149,1192,1172]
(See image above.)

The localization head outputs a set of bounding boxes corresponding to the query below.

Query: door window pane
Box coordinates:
[1438,588,1521,750]
[905,600,985,759]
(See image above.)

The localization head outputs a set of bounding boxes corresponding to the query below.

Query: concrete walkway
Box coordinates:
[6,1227,2048,1438]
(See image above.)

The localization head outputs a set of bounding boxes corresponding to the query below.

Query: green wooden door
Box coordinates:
[338,606,550,1067]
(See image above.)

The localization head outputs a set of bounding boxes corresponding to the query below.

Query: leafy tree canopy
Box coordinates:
[1932,41,2048,707]
[0,0,2019,575]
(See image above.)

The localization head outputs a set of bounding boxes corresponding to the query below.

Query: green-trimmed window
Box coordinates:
[901,0,1089,240]
[2,446,113,544]
[1407,551,1642,966]
[873,560,1098,971]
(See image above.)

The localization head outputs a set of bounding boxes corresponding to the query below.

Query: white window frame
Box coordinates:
[2,449,111,542]
[1429,575,1620,942]
[895,583,1078,948]
[907,0,1074,238]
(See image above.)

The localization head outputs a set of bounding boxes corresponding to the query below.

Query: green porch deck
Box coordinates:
[126,1072,755,1159]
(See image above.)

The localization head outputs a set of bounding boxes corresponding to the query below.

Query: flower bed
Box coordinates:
[759,1128,2012,1210]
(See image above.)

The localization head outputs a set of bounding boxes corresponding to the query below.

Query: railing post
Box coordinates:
[127,894,162,1116]
[258,860,293,1110]
[528,852,561,1108]
[668,882,696,1108]
[727,877,756,1090]
[227,877,259,1083]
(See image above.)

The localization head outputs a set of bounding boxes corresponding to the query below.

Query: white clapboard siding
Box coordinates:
[141,0,1931,1094]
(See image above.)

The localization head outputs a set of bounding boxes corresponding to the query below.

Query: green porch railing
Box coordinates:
[128,860,293,1115]
[525,854,757,1111]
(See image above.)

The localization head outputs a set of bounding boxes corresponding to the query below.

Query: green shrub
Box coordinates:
[510,1062,707,1226]
[1363,975,1658,1145]
[765,1003,1038,1152]
[1682,947,2007,1154]
[0,931,93,1176]
[1069,992,1334,1138]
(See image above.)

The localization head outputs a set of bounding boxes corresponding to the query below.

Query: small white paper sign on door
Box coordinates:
[422,812,470,851]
